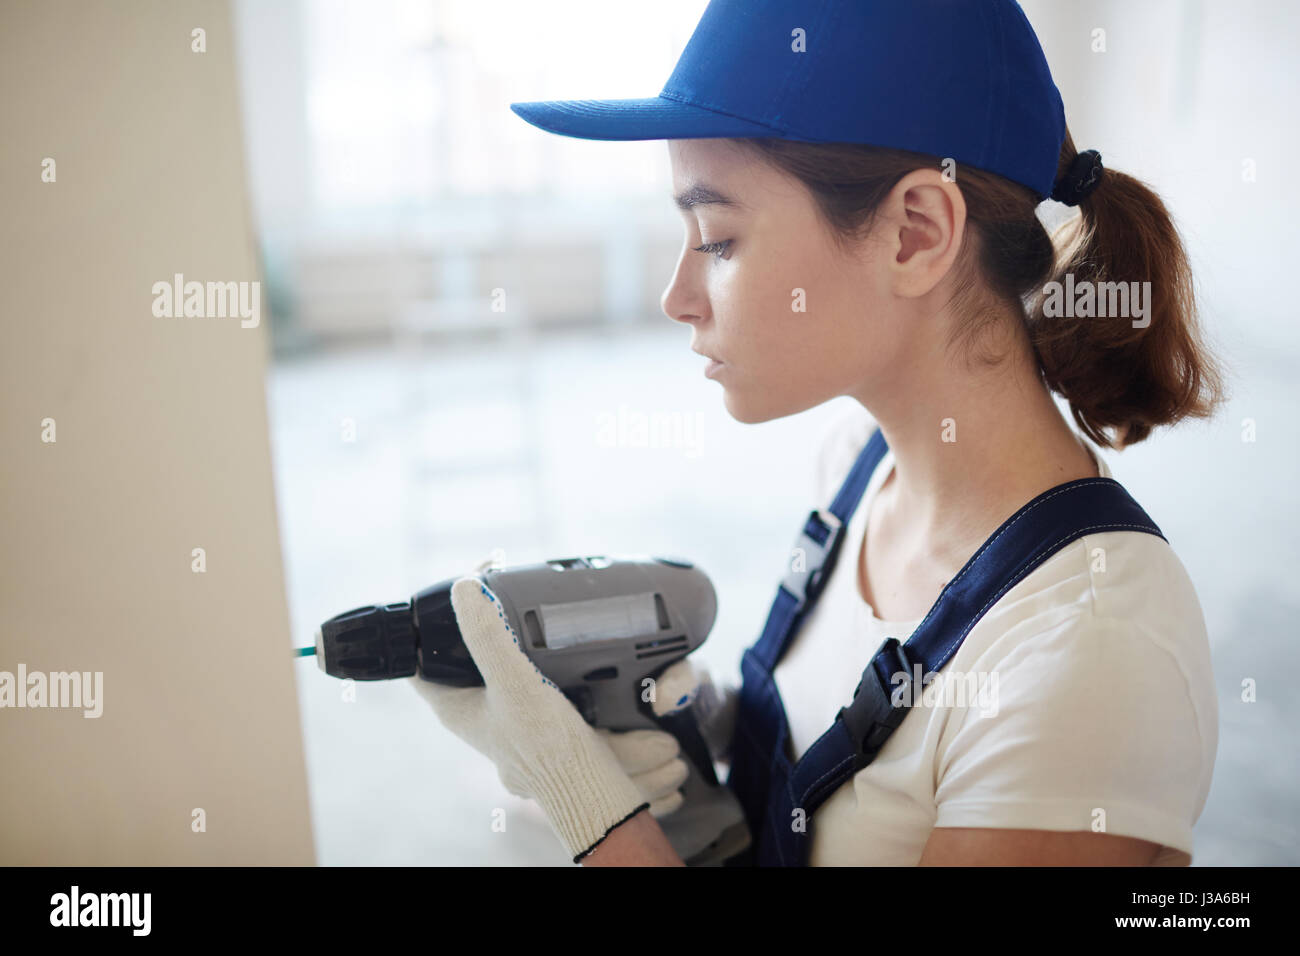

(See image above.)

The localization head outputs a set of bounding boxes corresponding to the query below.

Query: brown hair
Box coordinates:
[731,130,1228,450]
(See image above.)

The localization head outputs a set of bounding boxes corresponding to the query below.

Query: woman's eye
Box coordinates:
[691,239,733,260]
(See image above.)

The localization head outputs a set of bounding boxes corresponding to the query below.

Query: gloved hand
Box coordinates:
[593,727,687,817]
[585,657,742,830]
[649,656,740,767]
[586,655,736,819]
[409,577,648,863]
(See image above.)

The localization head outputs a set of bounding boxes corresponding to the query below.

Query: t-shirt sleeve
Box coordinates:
[931,613,1206,862]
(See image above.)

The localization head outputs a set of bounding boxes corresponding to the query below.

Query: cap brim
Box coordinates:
[509,96,780,142]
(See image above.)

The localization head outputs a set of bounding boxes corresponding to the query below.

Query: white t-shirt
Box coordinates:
[772,405,1218,866]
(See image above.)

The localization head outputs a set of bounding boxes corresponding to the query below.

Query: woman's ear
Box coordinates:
[884,168,967,299]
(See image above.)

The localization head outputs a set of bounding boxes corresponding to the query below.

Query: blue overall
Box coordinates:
[724,426,1166,866]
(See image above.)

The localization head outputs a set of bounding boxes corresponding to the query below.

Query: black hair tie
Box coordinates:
[1051,149,1104,206]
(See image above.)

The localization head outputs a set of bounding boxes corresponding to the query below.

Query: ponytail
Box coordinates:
[1025,130,1227,448]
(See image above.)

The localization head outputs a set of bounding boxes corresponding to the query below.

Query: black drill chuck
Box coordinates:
[315,577,484,685]
[315,602,417,680]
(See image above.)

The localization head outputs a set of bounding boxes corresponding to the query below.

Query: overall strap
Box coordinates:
[770,468,1168,865]
[749,426,890,672]
[725,425,892,860]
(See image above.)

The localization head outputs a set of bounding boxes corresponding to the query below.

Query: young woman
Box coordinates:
[414,0,1226,866]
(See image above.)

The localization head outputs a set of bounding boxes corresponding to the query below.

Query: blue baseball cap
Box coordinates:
[510,0,1067,201]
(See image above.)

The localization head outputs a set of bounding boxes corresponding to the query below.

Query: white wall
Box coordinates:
[0,0,315,864]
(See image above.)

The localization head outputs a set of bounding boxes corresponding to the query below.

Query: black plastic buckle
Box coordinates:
[780,508,844,612]
[837,637,914,772]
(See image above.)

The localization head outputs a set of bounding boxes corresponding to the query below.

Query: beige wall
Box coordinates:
[0,0,314,863]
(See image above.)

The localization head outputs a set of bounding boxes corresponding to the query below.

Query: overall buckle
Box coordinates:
[837,637,914,772]
[780,508,844,612]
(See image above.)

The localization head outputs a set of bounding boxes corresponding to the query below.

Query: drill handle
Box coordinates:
[644,697,750,865]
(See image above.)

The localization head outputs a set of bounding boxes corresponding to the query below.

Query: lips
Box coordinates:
[691,345,722,363]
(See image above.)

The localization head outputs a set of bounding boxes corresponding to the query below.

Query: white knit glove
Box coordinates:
[586,654,735,818]
[409,577,649,862]
[590,657,739,821]
[593,727,688,817]
[649,656,740,766]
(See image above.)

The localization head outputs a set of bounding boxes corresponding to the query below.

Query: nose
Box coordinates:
[660,245,706,327]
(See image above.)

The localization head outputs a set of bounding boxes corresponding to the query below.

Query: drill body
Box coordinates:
[315,554,751,865]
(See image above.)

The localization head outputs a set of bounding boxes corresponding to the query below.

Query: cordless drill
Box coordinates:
[312,553,751,865]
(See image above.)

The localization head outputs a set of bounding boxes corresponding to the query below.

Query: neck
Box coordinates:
[851,321,1098,568]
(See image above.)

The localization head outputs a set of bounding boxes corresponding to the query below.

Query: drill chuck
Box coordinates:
[315,602,418,680]
[316,578,482,684]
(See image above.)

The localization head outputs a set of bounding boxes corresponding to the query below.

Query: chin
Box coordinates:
[721,389,812,425]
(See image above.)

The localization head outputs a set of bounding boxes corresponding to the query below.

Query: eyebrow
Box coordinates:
[672,183,744,212]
